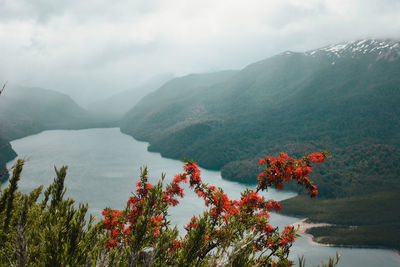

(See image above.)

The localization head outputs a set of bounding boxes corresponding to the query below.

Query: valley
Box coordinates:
[1,39,399,255]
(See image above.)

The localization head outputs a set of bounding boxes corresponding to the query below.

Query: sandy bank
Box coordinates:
[292,218,335,247]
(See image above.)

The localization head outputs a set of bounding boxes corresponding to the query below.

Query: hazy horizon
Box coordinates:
[1,0,399,105]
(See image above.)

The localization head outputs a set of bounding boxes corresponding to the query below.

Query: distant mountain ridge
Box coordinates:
[0,85,108,140]
[0,84,115,181]
[87,73,174,121]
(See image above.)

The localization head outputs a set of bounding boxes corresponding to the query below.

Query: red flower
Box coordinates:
[111,229,119,238]
[294,167,305,177]
[308,152,326,163]
[310,189,318,197]
[169,239,183,254]
[105,239,118,251]
[266,224,274,233]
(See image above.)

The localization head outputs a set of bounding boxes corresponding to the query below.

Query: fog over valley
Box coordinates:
[0,0,399,105]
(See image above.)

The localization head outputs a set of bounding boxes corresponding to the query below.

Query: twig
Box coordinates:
[0,81,7,96]
[0,157,30,178]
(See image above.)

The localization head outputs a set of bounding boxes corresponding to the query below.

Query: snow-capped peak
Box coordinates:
[305,39,400,60]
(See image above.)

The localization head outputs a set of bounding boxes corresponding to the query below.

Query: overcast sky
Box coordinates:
[1,0,399,105]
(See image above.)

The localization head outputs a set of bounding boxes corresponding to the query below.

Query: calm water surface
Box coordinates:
[6,128,400,267]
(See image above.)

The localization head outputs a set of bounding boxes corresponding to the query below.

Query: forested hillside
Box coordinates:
[0,85,115,182]
[121,39,400,249]
[122,40,400,169]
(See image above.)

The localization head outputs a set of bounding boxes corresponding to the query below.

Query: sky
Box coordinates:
[0,0,399,105]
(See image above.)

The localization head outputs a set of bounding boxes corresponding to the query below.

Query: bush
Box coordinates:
[0,152,338,266]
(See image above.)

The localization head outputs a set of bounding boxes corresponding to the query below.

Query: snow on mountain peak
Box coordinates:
[305,39,400,60]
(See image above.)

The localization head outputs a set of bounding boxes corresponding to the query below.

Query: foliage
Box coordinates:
[0,159,103,266]
[101,152,327,266]
[0,152,331,266]
[298,253,340,267]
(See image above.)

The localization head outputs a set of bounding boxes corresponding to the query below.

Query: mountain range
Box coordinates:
[121,39,400,168]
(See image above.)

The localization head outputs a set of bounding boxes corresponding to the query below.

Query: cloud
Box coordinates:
[0,0,399,104]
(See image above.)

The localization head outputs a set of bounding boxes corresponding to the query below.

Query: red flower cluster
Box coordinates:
[308,152,326,163]
[280,225,296,247]
[163,174,187,206]
[185,216,199,230]
[149,214,164,236]
[184,162,202,187]
[102,208,125,250]
[257,152,326,197]
[103,209,122,230]
[135,181,153,197]
[169,238,183,254]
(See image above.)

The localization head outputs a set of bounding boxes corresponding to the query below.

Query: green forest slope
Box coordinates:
[0,85,115,181]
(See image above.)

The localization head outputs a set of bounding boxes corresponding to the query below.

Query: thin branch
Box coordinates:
[0,157,30,178]
[0,81,7,96]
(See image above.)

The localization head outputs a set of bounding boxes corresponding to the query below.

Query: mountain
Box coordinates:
[87,74,174,121]
[121,39,400,168]
[0,84,114,181]
[121,70,240,165]
[0,85,115,140]
[121,39,400,249]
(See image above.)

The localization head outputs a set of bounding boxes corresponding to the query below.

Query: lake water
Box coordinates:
[6,128,400,266]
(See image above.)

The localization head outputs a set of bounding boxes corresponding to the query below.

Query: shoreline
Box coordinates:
[292,218,336,247]
[292,218,400,255]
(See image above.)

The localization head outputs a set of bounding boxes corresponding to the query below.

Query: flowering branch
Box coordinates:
[102,152,327,266]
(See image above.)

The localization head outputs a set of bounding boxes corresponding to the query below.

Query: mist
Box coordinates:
[0,0,399,105]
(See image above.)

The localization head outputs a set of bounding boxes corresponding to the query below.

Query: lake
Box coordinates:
[6,128,400,266]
